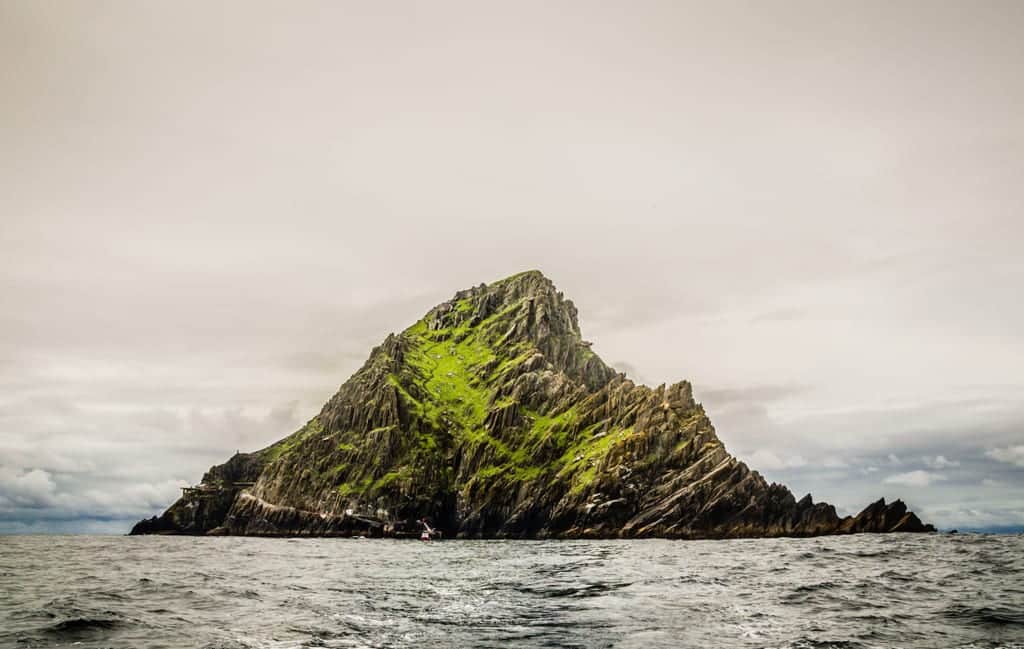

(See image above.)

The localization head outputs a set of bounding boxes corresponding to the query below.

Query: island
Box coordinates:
[132,271,934,539]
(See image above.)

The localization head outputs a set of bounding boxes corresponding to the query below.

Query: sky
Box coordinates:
[1,0,1022,533]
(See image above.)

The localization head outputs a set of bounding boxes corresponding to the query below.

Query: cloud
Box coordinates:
[0,399,307,530]
[698,383,806,407]
[1,1,1023,533]
[0,464,185,516]
[610,362,650,386]
[0,467,58,508]
[920,501,1024,531]
[986,446,1024,468]
[923,455,960,469]
[746,449,808,471]
[883,470,946,487]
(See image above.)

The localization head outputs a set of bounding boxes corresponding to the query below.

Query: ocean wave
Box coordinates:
[945,604,1024,627]
[44,615,124,637]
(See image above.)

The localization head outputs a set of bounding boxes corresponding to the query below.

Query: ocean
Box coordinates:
[1,533,1021,648]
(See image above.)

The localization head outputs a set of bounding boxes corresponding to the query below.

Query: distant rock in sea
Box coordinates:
[131,270,935,539]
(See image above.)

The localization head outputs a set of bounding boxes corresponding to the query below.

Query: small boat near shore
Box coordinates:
[419,519,442,541]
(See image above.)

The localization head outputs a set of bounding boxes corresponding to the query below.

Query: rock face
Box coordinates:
[131,270,935,538]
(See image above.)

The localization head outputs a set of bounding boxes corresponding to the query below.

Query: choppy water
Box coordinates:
[1,534,1022,649]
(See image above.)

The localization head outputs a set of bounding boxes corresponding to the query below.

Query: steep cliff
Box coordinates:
[131,270,934,538]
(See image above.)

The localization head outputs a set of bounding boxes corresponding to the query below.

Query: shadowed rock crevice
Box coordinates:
[131,270,935,538]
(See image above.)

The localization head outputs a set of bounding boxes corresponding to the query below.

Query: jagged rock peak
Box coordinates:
[415,270,614,389]
[424,271,576,335]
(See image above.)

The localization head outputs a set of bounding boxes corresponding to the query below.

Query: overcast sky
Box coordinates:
[2,1,1022,533]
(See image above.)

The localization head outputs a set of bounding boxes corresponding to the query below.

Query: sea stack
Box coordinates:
[132,271,935,539]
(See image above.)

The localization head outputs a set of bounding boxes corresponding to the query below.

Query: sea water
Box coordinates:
[1,533,1021,648]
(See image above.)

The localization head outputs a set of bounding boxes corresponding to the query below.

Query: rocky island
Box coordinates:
[132,271,934,539]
